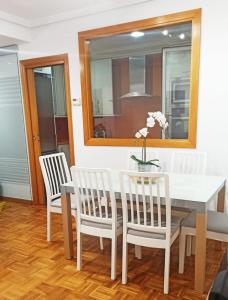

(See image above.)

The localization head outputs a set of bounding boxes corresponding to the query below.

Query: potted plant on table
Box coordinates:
[131,111,168,172]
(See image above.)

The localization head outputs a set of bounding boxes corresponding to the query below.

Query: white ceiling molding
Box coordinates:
[0,10,29,27]
[0,18,31,46]
[0,0,152,28]
[29,0,152,27]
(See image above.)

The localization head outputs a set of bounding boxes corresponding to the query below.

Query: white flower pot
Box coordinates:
[137,163,152,172]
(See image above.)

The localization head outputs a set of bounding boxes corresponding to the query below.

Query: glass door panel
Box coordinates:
[0,47,31,200]
[33,65,70,163]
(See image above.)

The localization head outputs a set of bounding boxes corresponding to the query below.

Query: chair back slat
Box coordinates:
[128,180,134,224]
[58,155,65,183]
[101,171,108,219]
[71,167,116,225]
[156,180,161,227]
[83,171,92,216]
[141,177,147,226]
[120,171,171,238]
[54,155,63,186]
[77,170,86,214]
[39,153,71,202]
[95,172,102,218]
[171,151,207,175]
[149,177,154,226]
[88,172,96,216]
[43,158,53,196]
[50,157,59,195]
[135,182,140,224]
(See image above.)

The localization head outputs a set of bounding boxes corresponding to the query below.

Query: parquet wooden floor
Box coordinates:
[0,200,226,300]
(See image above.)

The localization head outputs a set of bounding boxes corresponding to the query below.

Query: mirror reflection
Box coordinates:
[89,23,192,139]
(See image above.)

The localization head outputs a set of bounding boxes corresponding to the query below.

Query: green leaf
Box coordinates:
[130,155,160,168]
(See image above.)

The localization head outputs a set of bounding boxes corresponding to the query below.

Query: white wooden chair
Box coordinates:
[170,151,207,175]
[71,166,122,280]
[120,171,182,294]
[39,152,77,241]
[127,150,161,259]
[179,210,228,274]
[171,150,207,255]
[127,150,160,171]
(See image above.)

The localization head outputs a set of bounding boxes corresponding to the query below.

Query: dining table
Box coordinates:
[60,171,226,294]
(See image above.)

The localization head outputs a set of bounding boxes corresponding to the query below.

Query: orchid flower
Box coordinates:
[147,116,155,128]
[138,127,149,138]
[135,132,142,138]
[148,111,167,129]
[133,111,168,165]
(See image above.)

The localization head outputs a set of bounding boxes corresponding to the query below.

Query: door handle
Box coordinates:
[32,135,40,141]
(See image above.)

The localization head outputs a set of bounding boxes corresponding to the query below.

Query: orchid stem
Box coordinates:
[143,137,147,163]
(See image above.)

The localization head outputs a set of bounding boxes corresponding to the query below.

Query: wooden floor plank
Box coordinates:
[0,200,226,299]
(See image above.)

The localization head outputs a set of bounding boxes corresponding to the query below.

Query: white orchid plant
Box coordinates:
[131,111,168,167]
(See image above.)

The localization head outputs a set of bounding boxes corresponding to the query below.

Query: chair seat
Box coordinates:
[128,215,182,240]
[82,214,123,230]
[50,197,77,210]
[182,210,228,234]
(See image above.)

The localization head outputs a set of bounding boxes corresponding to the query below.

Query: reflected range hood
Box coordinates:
[120,91,152,98]
[120,56,151,99]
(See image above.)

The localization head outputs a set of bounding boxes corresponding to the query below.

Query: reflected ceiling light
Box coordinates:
[131,31,144,37]
[162,29,169,36]
[179,33,185,40]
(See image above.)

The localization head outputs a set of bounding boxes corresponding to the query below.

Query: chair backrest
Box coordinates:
[170,151,207,175]
[71,166,116,227]
[39,152,71,202]
[127,150,160,171]
[120,171,171,239]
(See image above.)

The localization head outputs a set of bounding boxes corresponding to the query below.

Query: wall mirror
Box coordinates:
[79,9,201,147]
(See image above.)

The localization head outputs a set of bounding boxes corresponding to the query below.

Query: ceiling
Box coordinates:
[0,0,99,19]
[90,23,192,59]
[0,0,152,26]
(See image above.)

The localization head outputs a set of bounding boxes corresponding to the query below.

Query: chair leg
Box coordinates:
[179,232,186,274]
[122,236,128,284]
[164,247,170,294]
[135,245,142,259]
[191,236,196,255]
[99,237,104,251]
[186,236,192,256]
[111,235,117,280]
[77,230,82,271]
[47,210,51,242]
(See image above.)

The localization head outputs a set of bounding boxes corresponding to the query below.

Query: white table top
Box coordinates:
[61,171,226,212]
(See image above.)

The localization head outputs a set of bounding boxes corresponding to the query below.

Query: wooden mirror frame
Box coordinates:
[79,9,201,148]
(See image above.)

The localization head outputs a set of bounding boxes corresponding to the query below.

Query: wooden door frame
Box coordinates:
[20,54,75,205]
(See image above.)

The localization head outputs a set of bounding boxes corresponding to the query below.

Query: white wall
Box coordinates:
[17,0,228,197]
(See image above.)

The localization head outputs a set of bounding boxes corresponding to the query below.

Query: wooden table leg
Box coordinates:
[215,184,226,251]
[217,184,226,213]
[61,192,73,259]
[195,211,207,293]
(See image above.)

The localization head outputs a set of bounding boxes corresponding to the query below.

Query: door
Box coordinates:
[0,47,31,200]
[20,55,74,205]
